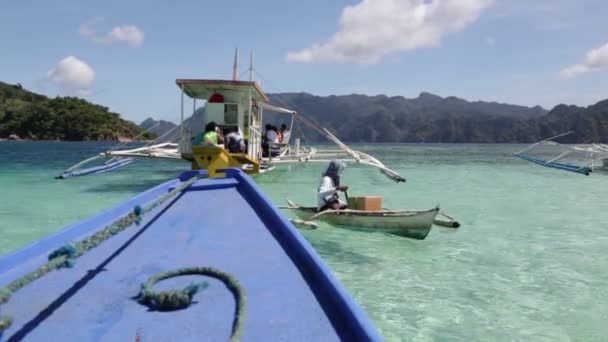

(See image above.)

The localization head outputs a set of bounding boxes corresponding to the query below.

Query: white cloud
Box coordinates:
[559,64,590,79]
[47,56,95,96]
[559,42,608,79]
[107,25,144,47]
[286,0,492,64]
[80,18,144,47]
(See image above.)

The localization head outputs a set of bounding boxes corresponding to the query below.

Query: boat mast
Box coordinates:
[232,48,239,81]
[249,51,253,81]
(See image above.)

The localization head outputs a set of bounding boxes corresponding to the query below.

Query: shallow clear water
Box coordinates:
[1,142,608,341]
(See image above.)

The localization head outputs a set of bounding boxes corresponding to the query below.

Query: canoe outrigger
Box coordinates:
[514,131,608,175]
[281,200,459,240]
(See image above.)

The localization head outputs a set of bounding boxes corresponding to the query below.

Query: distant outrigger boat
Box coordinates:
[57,51,405,183]
[514,132,608,175]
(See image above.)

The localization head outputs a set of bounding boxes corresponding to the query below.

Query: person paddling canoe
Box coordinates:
[317,159,348,212]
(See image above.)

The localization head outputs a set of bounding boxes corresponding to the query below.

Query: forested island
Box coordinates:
[2,80,607,143]
[0,81,151,141]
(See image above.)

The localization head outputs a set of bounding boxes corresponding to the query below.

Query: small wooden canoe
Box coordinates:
[281,200,440,240]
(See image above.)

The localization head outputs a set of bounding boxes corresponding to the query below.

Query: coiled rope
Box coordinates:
[0,176,200,333]
[136,267,246,341]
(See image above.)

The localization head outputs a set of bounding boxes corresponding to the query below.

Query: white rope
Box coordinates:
[108,122,161,153]
[515,131,574,155]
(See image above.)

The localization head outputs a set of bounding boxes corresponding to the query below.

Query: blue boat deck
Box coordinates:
[0,169,380,341]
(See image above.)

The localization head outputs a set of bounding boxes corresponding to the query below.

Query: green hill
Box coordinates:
[0,81,152,141]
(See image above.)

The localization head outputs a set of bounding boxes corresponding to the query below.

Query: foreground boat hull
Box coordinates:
[288,206,439,240]
[0,169,380,341]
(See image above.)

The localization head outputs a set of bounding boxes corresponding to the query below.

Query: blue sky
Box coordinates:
[1,0,607,123]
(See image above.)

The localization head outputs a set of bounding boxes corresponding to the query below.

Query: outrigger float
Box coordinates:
[0,169,381,341]
[514,132,608,175]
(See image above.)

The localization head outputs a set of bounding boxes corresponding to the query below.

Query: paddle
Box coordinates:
[281,198,333,226]
[289,219,319,230]
[306,208,342,221]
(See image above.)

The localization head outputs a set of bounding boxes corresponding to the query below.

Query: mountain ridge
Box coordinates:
[265,92,607,143]
[2,80,606,143]
[139,117,178,137]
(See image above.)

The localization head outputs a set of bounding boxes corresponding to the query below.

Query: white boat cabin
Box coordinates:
[176,79,269,162]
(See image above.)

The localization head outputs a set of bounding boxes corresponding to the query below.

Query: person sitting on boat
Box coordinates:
[317,159,349,212]
[224,127,246,153]
[195,121,224,145]
[265,124,279,144]
[279,124,290,143]
[262,124,280,157]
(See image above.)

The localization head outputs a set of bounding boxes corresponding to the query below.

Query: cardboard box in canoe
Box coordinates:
[347,196,383,211]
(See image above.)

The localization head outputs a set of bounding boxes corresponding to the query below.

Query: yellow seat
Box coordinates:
[191,146,259,177]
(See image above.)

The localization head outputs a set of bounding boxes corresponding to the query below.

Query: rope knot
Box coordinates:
[133,205,143,225]
[136,281,208,310]
[48,243,77,268]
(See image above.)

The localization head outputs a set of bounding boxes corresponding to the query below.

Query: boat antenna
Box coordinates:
[233,47,239,81]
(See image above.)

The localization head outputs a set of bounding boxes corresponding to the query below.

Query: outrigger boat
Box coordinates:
[281,200,459,240]
[56,51,405,184]
[0,169,381,340]
[514,131,608,175]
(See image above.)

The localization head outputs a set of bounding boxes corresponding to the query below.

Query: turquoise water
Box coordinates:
[1,141,608,341]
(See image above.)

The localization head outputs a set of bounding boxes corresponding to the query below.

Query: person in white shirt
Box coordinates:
[317,159,349,211]
[263,124,280,157]
[279,124,290,143]
[265,124,279,143]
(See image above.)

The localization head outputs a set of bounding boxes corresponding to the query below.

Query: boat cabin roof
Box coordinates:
[175,79,269,102]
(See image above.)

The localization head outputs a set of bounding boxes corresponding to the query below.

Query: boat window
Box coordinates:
[224,104,238,125]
